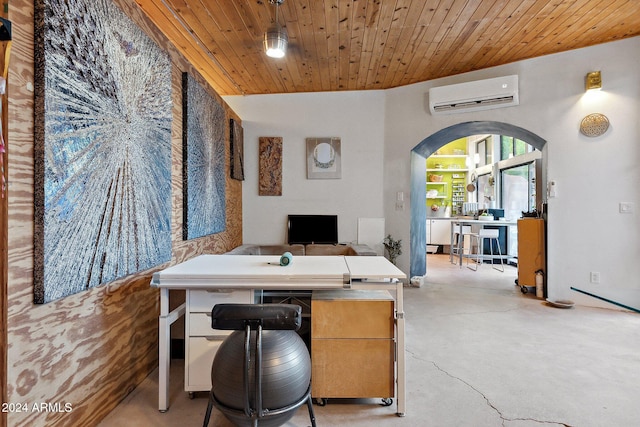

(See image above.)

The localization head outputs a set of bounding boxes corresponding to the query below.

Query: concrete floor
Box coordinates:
[99,255,640,427]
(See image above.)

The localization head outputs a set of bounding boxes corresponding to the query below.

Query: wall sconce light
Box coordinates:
[264,0,288,58]
[585,71,602,91]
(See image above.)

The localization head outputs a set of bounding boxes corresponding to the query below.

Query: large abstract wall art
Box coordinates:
[182,73,227,240]
[33,0,173,304]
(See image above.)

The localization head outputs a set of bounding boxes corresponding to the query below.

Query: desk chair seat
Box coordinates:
[203,304,316,427]
[467,228,504,272]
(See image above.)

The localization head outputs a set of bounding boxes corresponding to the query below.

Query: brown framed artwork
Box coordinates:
[258,137,282,196]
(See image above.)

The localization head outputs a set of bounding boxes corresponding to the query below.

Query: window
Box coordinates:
[500,136,534,160]
[476,138,492,166]
[501,162,536,216]
[476,173,494,206]
[501,161,537,256]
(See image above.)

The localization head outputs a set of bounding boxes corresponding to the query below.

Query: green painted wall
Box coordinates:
[426,138,468,215]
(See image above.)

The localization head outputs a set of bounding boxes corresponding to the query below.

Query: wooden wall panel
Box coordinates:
[5,1,242,426]
[1,4,8,426]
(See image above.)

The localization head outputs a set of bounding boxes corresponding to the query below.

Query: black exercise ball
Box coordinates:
[211,329,311,427]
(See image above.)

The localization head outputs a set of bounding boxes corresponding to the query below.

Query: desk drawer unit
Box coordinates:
[185,289,253,392]
[311,290,395,400]
[188,288,253,312]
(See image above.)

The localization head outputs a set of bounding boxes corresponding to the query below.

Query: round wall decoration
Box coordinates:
[580,113,609,137]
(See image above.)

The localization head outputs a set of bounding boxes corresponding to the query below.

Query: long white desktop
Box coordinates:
[150,254,408,416]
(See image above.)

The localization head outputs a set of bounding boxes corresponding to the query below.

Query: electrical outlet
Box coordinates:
[590,272,600,284]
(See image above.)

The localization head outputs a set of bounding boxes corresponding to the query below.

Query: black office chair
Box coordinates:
[203,304,317,427]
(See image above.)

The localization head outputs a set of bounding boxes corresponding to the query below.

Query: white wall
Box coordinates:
[384,37,640,306]
[226,36,640,309]
[224,91,386,245]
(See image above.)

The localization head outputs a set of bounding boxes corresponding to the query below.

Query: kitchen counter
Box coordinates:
[450,217,518,266]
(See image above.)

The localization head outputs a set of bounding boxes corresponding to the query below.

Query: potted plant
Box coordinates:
[383,234,402,265]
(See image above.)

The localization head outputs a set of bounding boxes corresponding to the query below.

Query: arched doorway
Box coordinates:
[410,121,547,278]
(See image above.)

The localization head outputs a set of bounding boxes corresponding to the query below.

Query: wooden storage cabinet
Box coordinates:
[184,289,253,392]
[517,218,546,290]
[311,290,395,400]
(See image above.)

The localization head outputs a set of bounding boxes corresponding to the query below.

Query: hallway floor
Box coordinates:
[99,255,640,427]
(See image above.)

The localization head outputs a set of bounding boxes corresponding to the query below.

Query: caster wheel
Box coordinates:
[521,286,527,294]
[381,398,393,406]
[188,392,195,399]
[315,398,327,406]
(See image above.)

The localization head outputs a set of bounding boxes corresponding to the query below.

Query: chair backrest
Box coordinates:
[211,303,302,331]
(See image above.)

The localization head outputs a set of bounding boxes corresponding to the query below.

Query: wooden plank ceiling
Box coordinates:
[134,0,640,96]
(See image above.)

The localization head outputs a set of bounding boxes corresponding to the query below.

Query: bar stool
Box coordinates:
[450,224,472,266]
[467,228,504,272]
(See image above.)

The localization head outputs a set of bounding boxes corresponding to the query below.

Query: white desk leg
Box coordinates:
[158,287,170,412]
[396,280,406,417]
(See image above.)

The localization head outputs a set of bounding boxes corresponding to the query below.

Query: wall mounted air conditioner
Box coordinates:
[428,75,519,115]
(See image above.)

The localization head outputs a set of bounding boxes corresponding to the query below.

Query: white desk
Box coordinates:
[450,218,517,266]
[150,255,407,416]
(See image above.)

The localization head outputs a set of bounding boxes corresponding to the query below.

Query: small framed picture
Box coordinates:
[306,137,341,179]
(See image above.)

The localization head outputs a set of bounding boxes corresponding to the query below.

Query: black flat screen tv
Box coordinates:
[287,215,338,245]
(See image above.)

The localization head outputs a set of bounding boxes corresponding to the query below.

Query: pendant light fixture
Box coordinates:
[264,0,288,58]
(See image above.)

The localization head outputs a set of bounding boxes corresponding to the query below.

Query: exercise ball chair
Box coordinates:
[202,304,316,427]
